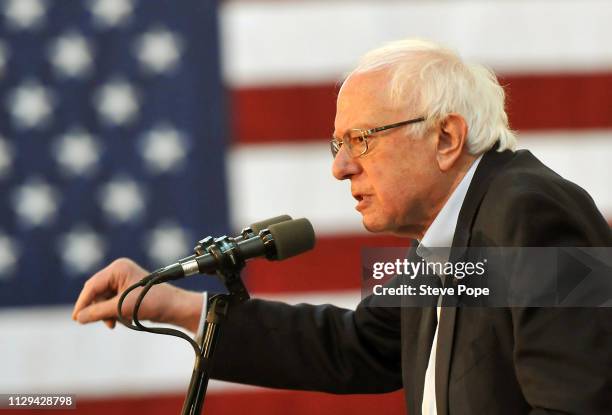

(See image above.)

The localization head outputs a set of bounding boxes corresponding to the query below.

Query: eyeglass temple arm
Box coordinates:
[365,117,426,135]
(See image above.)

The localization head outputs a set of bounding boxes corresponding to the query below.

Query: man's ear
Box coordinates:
[436,113,468,171]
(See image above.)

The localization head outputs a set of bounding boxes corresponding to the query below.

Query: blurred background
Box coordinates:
[0,0,610,414]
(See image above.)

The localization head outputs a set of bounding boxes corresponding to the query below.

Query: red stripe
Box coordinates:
[3,390,405,415]
[231,83,338,144]
[502,72,612,131]
[245,234,409,294]
[231,72,612,143]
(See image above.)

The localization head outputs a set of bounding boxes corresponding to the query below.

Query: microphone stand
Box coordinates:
[122,217,313,415]
[180,239,251,415]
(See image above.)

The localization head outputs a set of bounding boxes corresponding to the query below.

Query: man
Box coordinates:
[73,39,612,414]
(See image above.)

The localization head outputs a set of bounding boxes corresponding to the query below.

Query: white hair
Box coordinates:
[352,39,516,154]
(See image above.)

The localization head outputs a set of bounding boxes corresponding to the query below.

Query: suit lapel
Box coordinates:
[435,305,455,415]
[412,306,438,412]
[402,244,438,413]
[434,148,515,414]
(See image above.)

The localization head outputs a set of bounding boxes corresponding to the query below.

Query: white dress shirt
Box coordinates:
[417,155,482,415]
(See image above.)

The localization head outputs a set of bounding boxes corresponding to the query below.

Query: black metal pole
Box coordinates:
[181,269,248,415]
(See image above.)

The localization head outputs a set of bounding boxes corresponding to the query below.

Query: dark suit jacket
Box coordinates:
[211,148,612,414]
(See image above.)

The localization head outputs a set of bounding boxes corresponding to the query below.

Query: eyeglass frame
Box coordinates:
[330,116,426,158]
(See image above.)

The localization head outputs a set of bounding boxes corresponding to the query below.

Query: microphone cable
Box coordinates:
[116,272,157,331]
[117,273,201,355]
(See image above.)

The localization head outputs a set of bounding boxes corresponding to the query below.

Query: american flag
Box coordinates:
[1,1,611,414]
[0,0,229,305]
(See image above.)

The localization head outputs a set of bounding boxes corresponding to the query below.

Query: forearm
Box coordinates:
[210,298,403,393]
[160,285,205,334]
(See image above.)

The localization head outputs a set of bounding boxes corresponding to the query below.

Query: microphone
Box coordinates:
[175,215,293,265]
[156,218,315,282]
[249,214,292,234]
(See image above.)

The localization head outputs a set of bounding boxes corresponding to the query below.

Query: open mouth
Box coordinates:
[354,194,369,211]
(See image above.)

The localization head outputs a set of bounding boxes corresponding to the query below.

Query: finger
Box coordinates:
[104,319,116,329]
[72,265,120,320]
[76,297,121,324]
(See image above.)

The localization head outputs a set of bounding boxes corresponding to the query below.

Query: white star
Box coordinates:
[94,79,139,126]
[48,32,93,78]
[59,225,105,276]
[0,135,14,179]
[2,0,47,30]
[98,177,146,223]
[88,0,134,28]
[11,178,59,227]
[6,80,54,130]
[53,127,101,177]
[139,123,189,174]
[145,221,191,267]
[0,41,9,78]
[0,232,19,281]
[134,27,183,74]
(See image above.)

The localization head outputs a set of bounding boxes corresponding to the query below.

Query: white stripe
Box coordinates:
[220,0,612,86]
[226,142,366,235]
[0,291,360,397]
[517,130,612,221]
[227,130,612,233]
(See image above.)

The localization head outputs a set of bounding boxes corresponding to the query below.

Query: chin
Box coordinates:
[361,214,390,234]
[362,214,420,238]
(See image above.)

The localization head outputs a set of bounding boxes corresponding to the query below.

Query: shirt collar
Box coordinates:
[416,155,482,261]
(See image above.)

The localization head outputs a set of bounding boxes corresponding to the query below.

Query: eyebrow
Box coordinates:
[331,130,359,141]
[333,123,377,139]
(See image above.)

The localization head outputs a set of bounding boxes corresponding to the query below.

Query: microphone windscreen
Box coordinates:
[250,214,292,234]
[268,218,315,260]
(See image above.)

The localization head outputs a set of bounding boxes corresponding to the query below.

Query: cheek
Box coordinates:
[384,185,415,217]
[362,143,430,212]
[372,165,430,218]
[371,171,414,213]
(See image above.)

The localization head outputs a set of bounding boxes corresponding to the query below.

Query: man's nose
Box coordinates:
[332,147,361,180]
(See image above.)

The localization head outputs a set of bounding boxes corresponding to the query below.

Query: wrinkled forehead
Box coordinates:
[337,71,394,107]
[334,70,409,135]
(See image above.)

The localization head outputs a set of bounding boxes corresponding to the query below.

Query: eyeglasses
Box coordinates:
[330,116,426,158]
